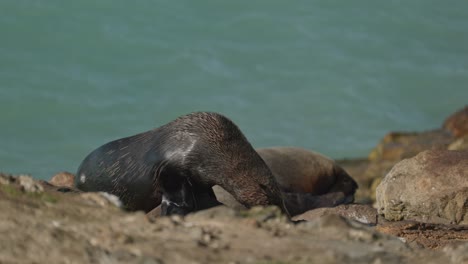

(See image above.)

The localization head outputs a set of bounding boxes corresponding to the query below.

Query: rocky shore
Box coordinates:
[1,106,467,264]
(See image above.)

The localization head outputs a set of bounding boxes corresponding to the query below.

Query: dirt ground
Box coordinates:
[1,174,467,264]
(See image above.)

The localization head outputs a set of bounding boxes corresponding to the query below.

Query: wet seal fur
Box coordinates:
[214,147,358,216]
[75,112,288,216]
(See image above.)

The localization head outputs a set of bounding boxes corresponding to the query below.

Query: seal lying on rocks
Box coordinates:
[257,147,357,196]
[75,112,289,216]
[214,147,358,216]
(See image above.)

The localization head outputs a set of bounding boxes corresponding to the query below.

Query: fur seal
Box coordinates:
[75,112,288,216]
[257,147,357,196]
[214,147,358,216]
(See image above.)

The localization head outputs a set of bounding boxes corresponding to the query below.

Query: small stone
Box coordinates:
[18,175,44,193]
[49,171,75,188]
[448,135,468,151]
[170,215,184,225]
[0,173,16,185]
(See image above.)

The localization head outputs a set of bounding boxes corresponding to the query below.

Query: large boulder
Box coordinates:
[376,150,468,225]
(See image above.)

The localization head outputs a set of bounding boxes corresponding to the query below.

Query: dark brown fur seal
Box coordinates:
[75,112,288,216]
[257,147,357,196]
[214,147,358,216]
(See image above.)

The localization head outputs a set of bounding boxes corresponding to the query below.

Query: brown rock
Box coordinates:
[49,171,75,188]
[376,150,468,225]
[368,130,454,162]
[1,172,467,263]
[376,220,468,249]
[443,105,468,138]
[342,106,468,205]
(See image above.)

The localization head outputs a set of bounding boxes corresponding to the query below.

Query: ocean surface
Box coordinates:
[1,1,467,180]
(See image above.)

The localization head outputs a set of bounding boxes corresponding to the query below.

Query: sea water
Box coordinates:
[0,1,467,179]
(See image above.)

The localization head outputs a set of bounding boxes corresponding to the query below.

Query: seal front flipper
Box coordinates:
[158,162,221,216]
[160,180,222,216]
[154,160,192,216]
[282,191,350,216]
[160,177,196,216]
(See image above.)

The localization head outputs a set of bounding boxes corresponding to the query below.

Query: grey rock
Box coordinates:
[448,135,468,151]
[1,174,466,263]
[442,243,468,264]
[376,150,468,224]
[0,173,13,185]
[18,175,44,193]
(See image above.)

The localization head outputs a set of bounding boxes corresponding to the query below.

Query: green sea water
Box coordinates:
[1,1,467,180]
